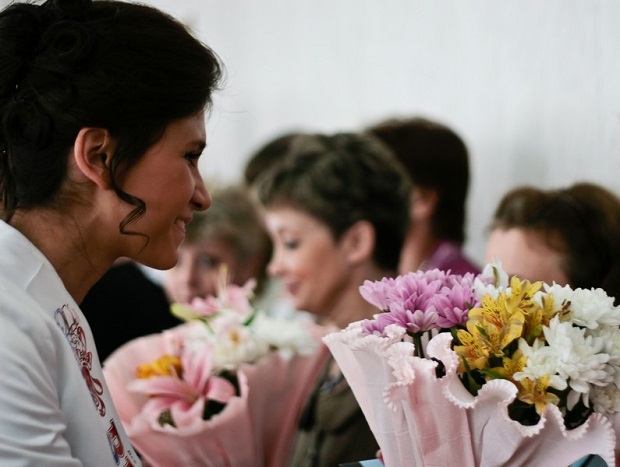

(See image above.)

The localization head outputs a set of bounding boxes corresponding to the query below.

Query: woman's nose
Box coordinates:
[267,252,283,278]
[192,175,211,211]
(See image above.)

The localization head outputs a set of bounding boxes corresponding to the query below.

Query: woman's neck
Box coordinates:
[9,208,114,304]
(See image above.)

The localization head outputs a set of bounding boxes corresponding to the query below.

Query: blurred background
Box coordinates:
[9,0,620,262]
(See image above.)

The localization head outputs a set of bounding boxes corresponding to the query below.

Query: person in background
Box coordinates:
[256,132,411,467]
[485,182,620,303]
[367,117,480,275]
[485,182,620,467]
[243,131,304,186]
[163,184,290,316]
[243,131,310,318]
[0,0,222,464]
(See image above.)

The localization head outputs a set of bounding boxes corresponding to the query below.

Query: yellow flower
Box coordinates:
[466,293,525,356]
[524,287,566,344]
[136,354,183,379]
[454,327,490,370]
[490,348,527,381]
[170,303,204,322]
[455,278,543,378]
[517,375,560,415]
[506,276,541,307]
[538,292,561,324]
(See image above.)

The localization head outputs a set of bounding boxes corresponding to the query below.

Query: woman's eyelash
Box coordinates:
[284,240,299,249]
[185,152,201,166]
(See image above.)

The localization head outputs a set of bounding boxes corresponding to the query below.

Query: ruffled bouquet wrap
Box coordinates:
[324,322,617,467]
[104,325,329,467]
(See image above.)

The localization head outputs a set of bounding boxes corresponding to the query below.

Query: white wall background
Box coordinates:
[9,1,620,263]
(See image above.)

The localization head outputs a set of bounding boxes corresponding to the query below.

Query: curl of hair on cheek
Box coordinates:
[108,169,149,247]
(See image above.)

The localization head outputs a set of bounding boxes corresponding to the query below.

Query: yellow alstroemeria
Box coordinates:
[517,375,560,415]
[504,277,544,337]
[489,348,527,382]
[539,292,561,324]
[454,327,490,371]
[506,276,542,310]
[466,293,525,357]
[136,354,183,379]
[523,292,560,343]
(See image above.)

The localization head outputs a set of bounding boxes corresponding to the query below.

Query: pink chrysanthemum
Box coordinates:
[361,269,478,336]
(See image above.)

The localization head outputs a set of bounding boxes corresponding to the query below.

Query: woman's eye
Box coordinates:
[198,255,218,269]
[283,240,299,250]
[184,152,201,167]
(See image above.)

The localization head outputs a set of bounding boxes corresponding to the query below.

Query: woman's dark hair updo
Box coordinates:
[0,0,223,224]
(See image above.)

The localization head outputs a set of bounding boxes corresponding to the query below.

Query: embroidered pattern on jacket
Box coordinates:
[55,304,106,416]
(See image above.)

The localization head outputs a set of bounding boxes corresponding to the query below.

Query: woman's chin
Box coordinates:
[134,250,179,271]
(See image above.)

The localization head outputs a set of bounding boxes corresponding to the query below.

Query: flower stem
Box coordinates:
[413,333,425,359]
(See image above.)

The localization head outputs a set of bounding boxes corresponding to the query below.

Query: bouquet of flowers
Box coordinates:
[103,276,329,467]
[323,264,620,466]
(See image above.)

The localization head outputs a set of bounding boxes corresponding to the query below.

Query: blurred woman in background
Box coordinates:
[256,132,411,466]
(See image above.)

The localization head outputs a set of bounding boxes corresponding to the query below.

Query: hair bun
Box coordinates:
[0,7,43,100]
[40,20,97,72]
[2,98,54,150]
[44,0,93,20]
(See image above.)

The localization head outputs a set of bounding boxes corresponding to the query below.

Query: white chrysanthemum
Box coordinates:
[185,313,268,369]
[516,317,613,409]
[591,384,620,415]
[544,284,620,329]
[215,328,268,369]
[591,326,620,387]
[541,283,574,309]
[544,317,611,399]
[251,312,317,358]
[514,337,566,391]
[182,321,218,350]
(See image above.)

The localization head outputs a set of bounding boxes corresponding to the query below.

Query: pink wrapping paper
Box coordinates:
[324,322,617,467]
[103,326,329,467]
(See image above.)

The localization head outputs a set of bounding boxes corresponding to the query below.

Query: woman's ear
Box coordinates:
[341,220,376,266]
[72,127,115,189]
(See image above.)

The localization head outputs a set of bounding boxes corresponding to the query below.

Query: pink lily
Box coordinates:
[128,344,237,428]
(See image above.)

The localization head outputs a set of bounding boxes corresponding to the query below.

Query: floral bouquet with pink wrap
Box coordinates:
[103,278,329,467]
[324,264,620,466]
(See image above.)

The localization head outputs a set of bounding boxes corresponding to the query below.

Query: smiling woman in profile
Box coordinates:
[0,0,222,464]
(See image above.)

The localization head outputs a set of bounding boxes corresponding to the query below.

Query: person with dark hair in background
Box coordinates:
[243,131,304,186]
[485,182,620,304]
[367,117,480,275]
[485,181,620,467]
[0,0,222,464]
[256,132,411,467]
